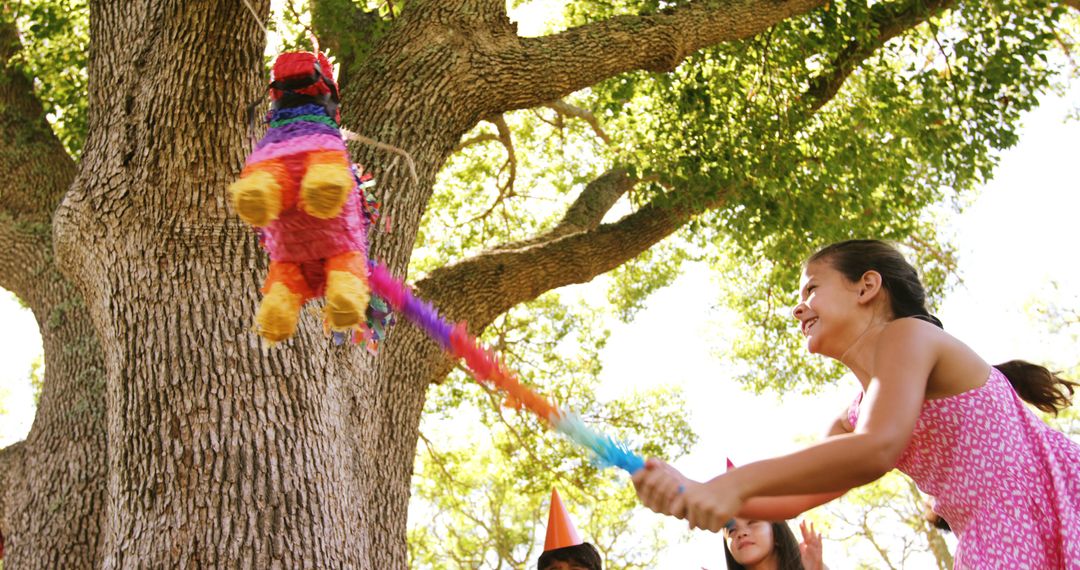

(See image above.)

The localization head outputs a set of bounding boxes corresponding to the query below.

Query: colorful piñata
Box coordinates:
[229,50,375,343]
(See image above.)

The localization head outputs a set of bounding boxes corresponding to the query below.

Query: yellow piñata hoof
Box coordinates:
[256,282,303,342]
[324,270,371,330]
[300,163,353,219]
[229,171,283,227]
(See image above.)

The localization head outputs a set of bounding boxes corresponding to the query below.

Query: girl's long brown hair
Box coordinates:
[723,521,804,570]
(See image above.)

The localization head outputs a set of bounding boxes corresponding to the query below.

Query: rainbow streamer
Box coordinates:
[367,263,644,475]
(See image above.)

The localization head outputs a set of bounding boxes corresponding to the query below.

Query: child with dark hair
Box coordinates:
[720,460,826,570]
[722,518,825,570]
[538,542,603,570]
[922,499,952,532]
[537,488,603,570]
[634,239,1080,569]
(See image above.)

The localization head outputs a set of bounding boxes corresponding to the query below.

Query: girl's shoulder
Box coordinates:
[878,318,990,397]
[877,316,947,348]
[867,318,947,379]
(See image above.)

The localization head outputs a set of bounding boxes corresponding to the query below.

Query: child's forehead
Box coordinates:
[800,260,827,282]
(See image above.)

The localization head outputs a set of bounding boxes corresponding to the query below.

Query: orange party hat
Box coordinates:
[543,487,583,551]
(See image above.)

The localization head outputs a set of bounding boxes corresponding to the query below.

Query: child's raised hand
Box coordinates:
[631,458,690,517]
[799,519,825,570]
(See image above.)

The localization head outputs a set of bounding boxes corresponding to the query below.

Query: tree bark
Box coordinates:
[50,0,383,566]
[0,18,107,570]
[483,0,828,111]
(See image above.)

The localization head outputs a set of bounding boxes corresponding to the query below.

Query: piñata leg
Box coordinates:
[229,160,288,227]
[300,150,354,219]
[323,251,370,331]
[256,261,314,342]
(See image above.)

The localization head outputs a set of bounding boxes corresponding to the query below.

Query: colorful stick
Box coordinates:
[367,262,645,474]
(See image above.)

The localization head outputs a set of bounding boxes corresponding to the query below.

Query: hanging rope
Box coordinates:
[237,2,420,191]
[342,129,420,186]
[240,0,270,37]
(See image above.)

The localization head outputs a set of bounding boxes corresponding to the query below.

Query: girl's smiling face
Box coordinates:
[724,518,776,565]
[792,259,870,358]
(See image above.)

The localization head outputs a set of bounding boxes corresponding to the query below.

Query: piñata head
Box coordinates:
[269,51,340,123]
[229,49,373,344]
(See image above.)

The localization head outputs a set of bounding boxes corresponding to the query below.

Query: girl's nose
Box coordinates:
[792,302,807,320]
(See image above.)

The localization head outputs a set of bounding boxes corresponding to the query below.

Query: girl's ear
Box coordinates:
[857,270,884,304]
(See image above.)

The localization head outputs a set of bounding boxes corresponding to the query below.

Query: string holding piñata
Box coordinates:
[367,263,645,474]
[229,49,392,348]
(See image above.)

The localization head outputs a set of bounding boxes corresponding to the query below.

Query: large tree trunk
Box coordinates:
[48,0,387,565]
[44,1,467,566]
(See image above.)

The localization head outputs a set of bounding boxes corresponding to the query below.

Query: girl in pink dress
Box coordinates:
[633,239,1080,569]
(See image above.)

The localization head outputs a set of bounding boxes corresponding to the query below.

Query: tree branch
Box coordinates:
[0,20,78,304]
[494,173,660,252]
[0,221,51,308]
[485,167,638,255]
[409,0,508,19]
[417,0,954,359]
[486,0,826,112]
[455,132,501,152]
[401,169,645,388]
[0,20,78,227]
[556,167,634,232]
[457,115,518,226]
[416,178,727,331]
[544,100,613,145]
[0,440,26,533]
[492,114,516,199]
[906,477,954,568]
[863,519,901,570]
[804,0,955,111]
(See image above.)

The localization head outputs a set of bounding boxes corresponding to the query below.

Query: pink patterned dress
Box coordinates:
[848,367,1080,569]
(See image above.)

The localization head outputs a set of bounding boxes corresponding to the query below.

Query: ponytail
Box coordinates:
[994,360,1078,415]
